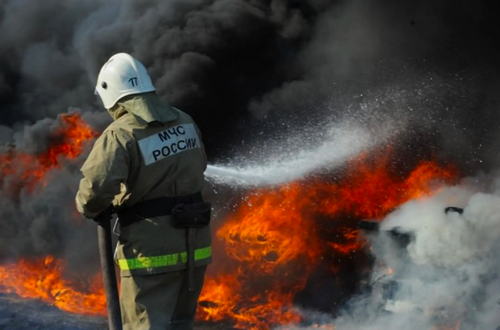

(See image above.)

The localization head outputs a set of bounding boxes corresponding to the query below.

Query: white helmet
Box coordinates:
[95,53,155,109]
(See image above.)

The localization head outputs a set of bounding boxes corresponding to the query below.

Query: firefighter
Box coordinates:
[75,53,212,330]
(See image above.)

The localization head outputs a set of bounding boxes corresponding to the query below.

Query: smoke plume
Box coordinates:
[1,0,499,165]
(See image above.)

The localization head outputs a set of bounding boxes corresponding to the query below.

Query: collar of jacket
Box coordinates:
[112,92,179,125]
[107,105,128,121]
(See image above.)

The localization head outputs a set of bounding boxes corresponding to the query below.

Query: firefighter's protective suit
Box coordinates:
[75,53,211,330]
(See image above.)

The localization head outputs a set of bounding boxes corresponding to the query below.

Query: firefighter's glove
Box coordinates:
[93,206,113,224]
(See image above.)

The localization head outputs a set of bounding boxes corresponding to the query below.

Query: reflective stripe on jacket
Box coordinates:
[118,246,211,271]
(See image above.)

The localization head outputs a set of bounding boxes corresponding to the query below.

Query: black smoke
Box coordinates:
[1,0,499,167]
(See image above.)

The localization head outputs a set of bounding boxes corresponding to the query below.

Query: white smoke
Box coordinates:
[281,179,500,329]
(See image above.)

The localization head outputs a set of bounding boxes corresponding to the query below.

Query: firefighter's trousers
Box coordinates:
[120,266,207,330]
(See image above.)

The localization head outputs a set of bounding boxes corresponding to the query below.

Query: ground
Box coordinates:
[0,294,233,330]
[0,294,107,330]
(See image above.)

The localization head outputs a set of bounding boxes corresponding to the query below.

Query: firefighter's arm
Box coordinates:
[75,130,130,219]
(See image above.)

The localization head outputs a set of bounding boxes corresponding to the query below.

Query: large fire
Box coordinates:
[0,114,458,329]
[197,153,457,329]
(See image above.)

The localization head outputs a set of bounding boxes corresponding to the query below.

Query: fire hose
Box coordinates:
[95,207,123,330]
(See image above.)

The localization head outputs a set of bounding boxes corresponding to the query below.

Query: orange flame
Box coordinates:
[198,151,457,329]
[0,256,106,316]
[0,113,97,193]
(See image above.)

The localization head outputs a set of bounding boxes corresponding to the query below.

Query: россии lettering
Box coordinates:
[152,138,198,161]
[138,123,200,166]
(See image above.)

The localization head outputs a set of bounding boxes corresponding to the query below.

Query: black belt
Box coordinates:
[116,192,203,228]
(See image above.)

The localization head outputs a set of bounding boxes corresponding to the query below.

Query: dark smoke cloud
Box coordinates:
[0,114,98,275]
[1,0,497,164]
[0,0,315,156]
[247,0,500,174]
